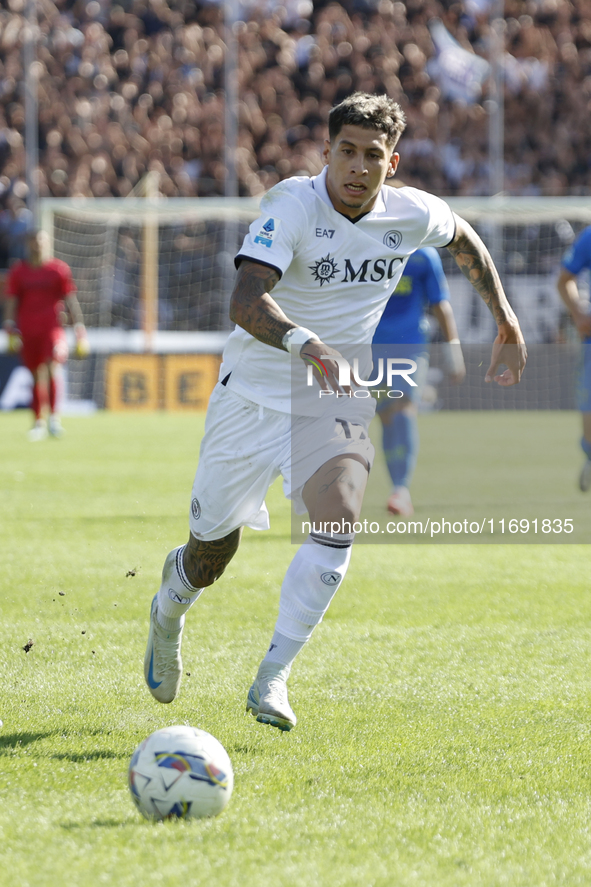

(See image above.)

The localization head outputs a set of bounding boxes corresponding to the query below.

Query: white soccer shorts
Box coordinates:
[189,382,376,541]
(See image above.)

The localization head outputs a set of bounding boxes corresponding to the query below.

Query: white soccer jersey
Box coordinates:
[221,166,456,413]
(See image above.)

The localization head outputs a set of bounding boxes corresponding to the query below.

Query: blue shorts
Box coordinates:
[371,344,429,411]
[576,343,591,412]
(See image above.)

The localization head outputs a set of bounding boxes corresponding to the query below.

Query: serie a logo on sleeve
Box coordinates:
[254,217,281,247]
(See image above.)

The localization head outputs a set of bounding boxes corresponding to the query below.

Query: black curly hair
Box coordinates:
[328,92,406,150]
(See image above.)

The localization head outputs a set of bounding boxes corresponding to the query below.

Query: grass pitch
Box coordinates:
[1,409,591,887]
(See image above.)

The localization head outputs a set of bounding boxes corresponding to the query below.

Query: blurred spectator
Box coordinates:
[1,0,591,218]
[0,195,30,268]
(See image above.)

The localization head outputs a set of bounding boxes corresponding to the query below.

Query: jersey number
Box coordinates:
[336,418,367,440]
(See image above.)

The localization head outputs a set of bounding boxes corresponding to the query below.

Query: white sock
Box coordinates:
[262,532,353,669]
[263,631,306,668]
[156,546,204,631]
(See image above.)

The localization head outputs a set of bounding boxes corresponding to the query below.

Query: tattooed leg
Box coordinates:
[182,529,242,588]
[146,531,243,702]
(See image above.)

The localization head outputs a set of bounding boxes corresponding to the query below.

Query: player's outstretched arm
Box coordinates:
[65,294,90,357]
[447,214,527,386]
[229,259,350,393]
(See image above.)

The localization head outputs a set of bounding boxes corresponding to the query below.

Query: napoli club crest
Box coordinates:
[321,571,341,586]
[383,230,402,250]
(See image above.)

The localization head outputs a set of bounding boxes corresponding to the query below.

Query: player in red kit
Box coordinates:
[2,231,89,440]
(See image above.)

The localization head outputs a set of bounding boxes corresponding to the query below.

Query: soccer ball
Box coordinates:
[128,725,234,821]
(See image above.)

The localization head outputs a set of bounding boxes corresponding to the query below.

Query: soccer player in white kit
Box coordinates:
[144,93,527,730]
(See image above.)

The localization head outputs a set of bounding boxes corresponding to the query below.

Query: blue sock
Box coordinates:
[581,436,591,459]
[382,412,418,488]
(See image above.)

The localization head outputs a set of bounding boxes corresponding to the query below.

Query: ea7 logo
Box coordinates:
[315,228,335,238]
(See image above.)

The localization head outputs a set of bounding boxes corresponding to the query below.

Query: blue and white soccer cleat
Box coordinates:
[144,594,183,703]
[579,459,591,492]
[246,662,296,732]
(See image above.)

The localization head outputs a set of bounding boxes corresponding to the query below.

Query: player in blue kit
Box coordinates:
[373,247,465,515]
[557,226,591,490]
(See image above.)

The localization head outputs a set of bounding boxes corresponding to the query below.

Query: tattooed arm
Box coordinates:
[229,258,349,392]
[229,260,294,350]
[447,214,527,386]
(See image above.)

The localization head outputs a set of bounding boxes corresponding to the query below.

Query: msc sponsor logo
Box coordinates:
[191,498,202,520]
[309,255,405,286]
[342,256,404,282]
[309,254,340,286]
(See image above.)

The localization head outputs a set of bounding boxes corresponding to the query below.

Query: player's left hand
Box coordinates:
[75,337,90,358]
[485,320,527,386]
[74,323,90,359]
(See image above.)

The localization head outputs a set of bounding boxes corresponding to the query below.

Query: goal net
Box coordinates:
[38,195,591,412]
[39,196,261,409]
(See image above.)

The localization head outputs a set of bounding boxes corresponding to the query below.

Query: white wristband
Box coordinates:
[443,340,465,375]
[282,326,318,355]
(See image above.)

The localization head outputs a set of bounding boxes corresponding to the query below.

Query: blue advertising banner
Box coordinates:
[0,355,32,410]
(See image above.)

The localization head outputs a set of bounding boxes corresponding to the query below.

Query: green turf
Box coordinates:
[1,410,591,887]
[294,410,590,542]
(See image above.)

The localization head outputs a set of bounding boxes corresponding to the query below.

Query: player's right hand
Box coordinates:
[75,337,90,358]
[300,340,354,395]
[485,320,527,386]
[573,307,591,339]
[7,330,22,353]
[74,322,90,358]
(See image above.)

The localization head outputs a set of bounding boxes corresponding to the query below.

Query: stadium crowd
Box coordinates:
[0,0,590,247]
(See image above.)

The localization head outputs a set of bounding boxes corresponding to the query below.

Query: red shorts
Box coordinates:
[20,328,68,371]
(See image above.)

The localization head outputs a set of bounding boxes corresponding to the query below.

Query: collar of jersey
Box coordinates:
[312,166,387,218]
